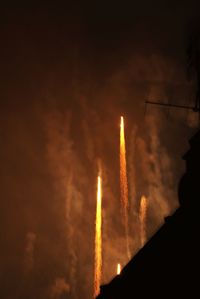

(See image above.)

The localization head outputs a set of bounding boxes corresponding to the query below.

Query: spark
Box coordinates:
[139,195,148,247]
[94,175,102,298]
[117,263,121,275]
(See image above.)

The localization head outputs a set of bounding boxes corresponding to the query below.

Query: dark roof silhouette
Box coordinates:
[97,129,200,299]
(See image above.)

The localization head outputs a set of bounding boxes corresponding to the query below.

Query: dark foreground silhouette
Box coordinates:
[97,130,200,298]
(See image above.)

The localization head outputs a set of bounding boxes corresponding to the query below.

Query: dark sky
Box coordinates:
[1,2,200,299]
[1,1,199,92]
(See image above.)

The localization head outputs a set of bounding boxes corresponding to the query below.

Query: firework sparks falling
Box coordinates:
[94,175,102,298]
[139,196,148,247]
[120,116,130,258]
[117,263,121,275]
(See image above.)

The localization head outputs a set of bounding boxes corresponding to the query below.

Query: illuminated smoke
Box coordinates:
[120,116,130,258]
[50,277,70,298]
[139,196,148,247]
[117,263,121,275]
[136,113,176,232]
[65,173,78,299]
[24,232,36,273]
[45,112,78,298]
[94,174,102,298]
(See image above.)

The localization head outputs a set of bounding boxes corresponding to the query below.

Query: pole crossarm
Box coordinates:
[145,100,199,112]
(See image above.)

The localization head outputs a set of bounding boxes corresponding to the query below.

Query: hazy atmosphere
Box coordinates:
[1,2,200,299]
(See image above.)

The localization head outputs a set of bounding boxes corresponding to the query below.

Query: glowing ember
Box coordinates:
[120,116,130,258]
[117,263,121,275]
[139,195,148,247]
[94,175,102,298]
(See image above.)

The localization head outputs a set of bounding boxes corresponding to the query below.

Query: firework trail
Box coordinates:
[139,196,148,247]
[120,116,130,258]
[94,174,102,298]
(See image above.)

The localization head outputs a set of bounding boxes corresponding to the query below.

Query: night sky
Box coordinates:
[1,2,200,299]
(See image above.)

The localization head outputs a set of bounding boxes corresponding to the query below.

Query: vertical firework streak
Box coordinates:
[94,175,102,298]
[120,116,130,258]
[139,196,148,247]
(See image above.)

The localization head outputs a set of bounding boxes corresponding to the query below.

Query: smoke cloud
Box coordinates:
[50,277,70,298]
[24,232,36,273]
